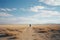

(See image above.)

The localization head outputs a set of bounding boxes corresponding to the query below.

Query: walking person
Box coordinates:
[29,24,31,27]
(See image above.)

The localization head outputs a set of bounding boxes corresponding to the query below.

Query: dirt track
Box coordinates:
[22,27,33,40]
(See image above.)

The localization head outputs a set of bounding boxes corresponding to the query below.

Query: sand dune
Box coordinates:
[0,24,60,40]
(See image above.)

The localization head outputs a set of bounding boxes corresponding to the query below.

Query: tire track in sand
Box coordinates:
[22,27,33,40]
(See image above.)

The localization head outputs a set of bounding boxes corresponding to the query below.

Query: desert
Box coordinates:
[0,24,60,40]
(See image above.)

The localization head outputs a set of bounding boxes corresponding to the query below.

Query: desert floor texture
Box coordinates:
[0,24,60,40]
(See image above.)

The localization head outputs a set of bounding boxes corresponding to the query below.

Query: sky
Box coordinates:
[0,0,60,24]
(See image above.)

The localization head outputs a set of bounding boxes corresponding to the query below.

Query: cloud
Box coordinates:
[30,6,45,12]
[16,10,60,24]
[38,0,60,6]
[0,10,60,24]
[0,15,60,24]
[31,10,60,19]
[0,17,42,24]
[0,12,13,16]
[0,8,17,11]
[20,6,45,12]
[0,17,18,24]
[6,8,13,11]
[17,16,60,24]
[0,8,6,11]
[0,8,60,24]
[6,8,17,11]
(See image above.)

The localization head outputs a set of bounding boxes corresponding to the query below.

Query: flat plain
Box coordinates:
[0,24,60,40]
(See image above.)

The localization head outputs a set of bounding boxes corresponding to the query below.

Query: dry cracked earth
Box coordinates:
[0,24,60,40]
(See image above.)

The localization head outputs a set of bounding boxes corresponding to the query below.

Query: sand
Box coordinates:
[0,24,60,40]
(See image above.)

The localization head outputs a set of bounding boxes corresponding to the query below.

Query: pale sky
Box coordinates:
[0,0,60,24]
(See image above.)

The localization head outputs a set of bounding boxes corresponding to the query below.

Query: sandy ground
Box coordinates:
[22,27,33,40]
[0,24,60,40]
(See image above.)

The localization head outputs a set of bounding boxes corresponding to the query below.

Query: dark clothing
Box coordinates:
[29,24,31,27]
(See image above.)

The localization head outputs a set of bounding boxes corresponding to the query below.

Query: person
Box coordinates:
[29,24,31,27]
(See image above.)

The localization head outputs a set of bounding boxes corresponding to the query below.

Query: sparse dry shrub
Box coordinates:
[33,27,48,33]
[8,36,18,39]
[5,31,20,36]
[6,28,23,33]
[50,34,60,40]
